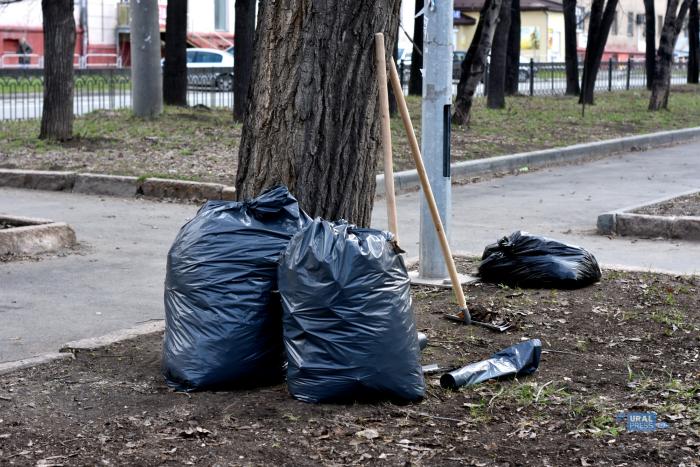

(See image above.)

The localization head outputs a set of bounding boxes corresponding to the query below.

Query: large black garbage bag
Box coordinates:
[478,231,601,288]
[440,339,542,389]
[278,219,425,403]
[162,186,310,391]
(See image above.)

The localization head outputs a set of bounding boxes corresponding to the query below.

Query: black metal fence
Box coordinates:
[0,60,691,121]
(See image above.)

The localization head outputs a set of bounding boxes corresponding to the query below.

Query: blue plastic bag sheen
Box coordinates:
[278,219,425,403]
[162,186,310,391]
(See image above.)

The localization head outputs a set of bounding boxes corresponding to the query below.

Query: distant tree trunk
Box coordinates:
[644,0,656,89]
[453,0,502,125]
[649,0,689,110]
[40,0,75,141]
[235,0,401,227]
[408,0,424,95]
[163,0,188,106]
[233,0,256,121]
[563,0,580,95]
[505,0,521,95]
[131,0,162,118]
[487,0,511,109]
[579,0,619,105]
[688,0,699,83]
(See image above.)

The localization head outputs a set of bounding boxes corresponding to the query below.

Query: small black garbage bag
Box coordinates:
[162,186,310,391]
[440,339,542,389]
[278,219,425,404]
[478,231,601,288]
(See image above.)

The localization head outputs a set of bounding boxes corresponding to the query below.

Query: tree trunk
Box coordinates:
[579,0,619,105]
[505,0,521,95]
[453,0,502,125]
[688,0,699,83]
[130,0,163,119]
[235,0,400,227]
[163,0,188,106]
[40,0,75,141]
[408,0,424,95]
[487,0,511,109]
[650,0,690,110]
[233,0,256,121]
[644,0,656,90]
[389,34,398,116]
[563,0,580,95]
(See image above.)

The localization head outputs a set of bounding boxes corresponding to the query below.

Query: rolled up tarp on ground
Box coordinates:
[440,339,542,389]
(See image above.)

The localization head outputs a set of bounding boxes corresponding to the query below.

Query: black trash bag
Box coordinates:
[478,231,601,288]
[440,339,542,389]
[162,186,310,391]
[278,219,425,404]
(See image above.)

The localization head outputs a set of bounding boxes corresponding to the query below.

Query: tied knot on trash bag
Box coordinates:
[162,185,310,391]
[478,231,602,289]
[278,218,425,404]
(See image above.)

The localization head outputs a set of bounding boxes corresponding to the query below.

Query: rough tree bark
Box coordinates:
[235,0,400,227]
[487,0,512,109]
[644,0,656,89]
[453,0,502,125]
[563,0,580,95]
[233,0,256,121]
[40,0,75,141]
[579,0,619,105]
[163,0,188,106]
[408,0,424,95]
[505,0,521,95]
[649,0,689,110]
[131,0,162,118]
[688,0,699,83]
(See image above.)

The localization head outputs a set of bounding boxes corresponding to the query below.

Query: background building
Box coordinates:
[0,0,234,68]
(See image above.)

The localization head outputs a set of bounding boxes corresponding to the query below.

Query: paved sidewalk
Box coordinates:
[373,140,700,274]
[2,139,699,363]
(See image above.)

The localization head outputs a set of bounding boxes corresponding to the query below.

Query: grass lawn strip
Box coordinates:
[1,86,699,185]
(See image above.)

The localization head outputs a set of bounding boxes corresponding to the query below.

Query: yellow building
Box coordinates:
[454,0,565,62]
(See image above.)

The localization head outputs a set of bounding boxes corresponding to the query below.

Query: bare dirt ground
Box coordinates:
[635,192,700,217]
[1,259,698,466]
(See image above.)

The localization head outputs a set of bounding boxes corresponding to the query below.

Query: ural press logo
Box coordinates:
[615,412,670,432]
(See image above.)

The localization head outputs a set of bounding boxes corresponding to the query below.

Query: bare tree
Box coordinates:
[649,0,690,110]
[644,0,656,89]
[505,0,521,95]
[40,0,75,141]
[563,0,580,95]
[408,0,424,95]
[163,0,187,106]
[453,0,502,125]
[234,0,256,121]
[487,0,512,109]
[689,0,699,83]
[579,0,619,105]
[235,0,400,227]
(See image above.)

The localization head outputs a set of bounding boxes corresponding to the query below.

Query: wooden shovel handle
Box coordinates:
[374,33,399,244]
[387,59,467,310]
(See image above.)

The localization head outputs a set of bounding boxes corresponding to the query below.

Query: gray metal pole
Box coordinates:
[130,0,162,118]
[419,0,453,279]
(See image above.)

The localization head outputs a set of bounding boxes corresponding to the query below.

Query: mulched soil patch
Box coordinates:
[634,192,700,217]
[1,259,698,465]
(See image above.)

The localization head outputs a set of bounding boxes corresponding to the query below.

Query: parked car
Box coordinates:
[452,51,538,82]
[185,48,234,91]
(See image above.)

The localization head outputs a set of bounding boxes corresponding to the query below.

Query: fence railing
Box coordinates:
[0,60,691,121]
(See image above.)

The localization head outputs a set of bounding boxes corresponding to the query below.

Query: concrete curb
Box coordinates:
[0,321,165,376]
[0,352,74,376]
[597,188,700,241]
[60,320,165,352]
[0,215,77,256]
[2,128,699,202]
[376,126,700,196]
